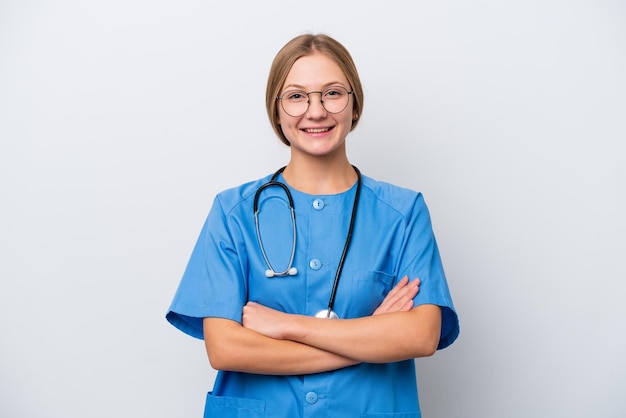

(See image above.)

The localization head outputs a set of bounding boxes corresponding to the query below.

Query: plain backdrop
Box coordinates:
[1,1,625,417]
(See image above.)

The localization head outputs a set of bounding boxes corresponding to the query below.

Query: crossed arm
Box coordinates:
[203,276,441,375]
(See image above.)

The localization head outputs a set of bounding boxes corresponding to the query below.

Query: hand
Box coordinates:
[372,276,420,315]
[242,301,291,339]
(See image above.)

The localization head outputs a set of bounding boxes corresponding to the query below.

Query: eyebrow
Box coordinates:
[281,82,348,91]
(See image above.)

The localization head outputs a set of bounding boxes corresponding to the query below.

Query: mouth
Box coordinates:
[302,127,333,134]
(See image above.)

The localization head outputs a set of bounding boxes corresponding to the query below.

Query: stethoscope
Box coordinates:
[253,165,362,319]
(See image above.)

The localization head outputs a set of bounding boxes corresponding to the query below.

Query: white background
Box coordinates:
[1,1,625,417]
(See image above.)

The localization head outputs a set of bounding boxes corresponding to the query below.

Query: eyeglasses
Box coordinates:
[277,86,353,117]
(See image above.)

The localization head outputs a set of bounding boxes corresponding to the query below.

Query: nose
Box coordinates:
[306,92,326,118]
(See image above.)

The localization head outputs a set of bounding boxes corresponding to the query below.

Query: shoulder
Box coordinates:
[360,174,428,217]
[212,173,274,215]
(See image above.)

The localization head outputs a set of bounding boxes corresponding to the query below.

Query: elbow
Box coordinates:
[207,351,227,371]
[409,328,440,359]
[420,338,439,357]
[421,327,441,357]
[409,338,438,359]
[407,304,441,358]
[203,318,242,371]
[205,342,221,370]
[383,336,438,363]
[389,333,438,361]
[205,340,237,371]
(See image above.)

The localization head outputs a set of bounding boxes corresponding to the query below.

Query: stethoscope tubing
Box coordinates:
[254,179,297,278]
[325,165,361,318]
[253,166,362,318]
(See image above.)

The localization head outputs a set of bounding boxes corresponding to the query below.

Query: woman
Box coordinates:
[166,33,459,418]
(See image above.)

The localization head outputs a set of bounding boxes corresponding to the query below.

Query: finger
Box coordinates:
[400,299,414,312]
[373,277,420,315]
[385,276,409,299]
[386,279,419,310]
[400,283,419,307]
[387,278,419,305]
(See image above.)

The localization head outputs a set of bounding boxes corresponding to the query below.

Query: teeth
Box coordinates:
[306,128,329,133]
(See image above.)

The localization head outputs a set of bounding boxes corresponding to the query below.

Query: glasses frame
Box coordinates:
[277,86,354,117]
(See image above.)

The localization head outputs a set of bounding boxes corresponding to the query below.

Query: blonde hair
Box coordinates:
[266,34,364,145]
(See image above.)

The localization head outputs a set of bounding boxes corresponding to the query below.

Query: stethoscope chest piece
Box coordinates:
[315,309,339,319]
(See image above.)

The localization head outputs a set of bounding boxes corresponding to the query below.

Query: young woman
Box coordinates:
[167,33,459,418]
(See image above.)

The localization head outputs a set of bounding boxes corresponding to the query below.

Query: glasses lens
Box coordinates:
[279,86,351,117]
[321,86,350,114]
[280,90,309,117]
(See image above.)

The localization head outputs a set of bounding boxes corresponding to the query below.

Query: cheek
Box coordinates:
[338,112,355,128]
[276,115,298,144]
[277,112,299,133]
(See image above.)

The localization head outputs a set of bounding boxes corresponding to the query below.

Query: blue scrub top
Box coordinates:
[167,172,459,418]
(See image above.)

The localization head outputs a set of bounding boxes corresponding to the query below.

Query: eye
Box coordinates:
[323,87,347,99]
[284,90,307,101]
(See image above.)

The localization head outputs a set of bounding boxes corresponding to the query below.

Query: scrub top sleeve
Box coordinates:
[398,193,460,350]
[166,195,248,339]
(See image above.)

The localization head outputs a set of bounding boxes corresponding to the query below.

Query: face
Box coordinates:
[277,53,355,159]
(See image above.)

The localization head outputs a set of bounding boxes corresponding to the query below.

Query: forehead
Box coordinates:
[283,52,349,89]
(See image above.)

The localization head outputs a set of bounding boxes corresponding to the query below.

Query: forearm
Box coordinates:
[284,305,442,363]
[203,317,358,375]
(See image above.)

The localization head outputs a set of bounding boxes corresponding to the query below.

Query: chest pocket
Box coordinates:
[347,270,395,317]
[204,393,265,418]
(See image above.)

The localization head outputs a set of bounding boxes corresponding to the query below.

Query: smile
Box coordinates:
[303,127,332,133]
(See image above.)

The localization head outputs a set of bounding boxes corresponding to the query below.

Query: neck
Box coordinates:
[281,156,357,194]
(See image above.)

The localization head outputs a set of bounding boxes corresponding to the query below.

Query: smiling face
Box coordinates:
[276,52,356,160]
